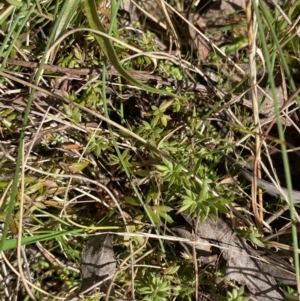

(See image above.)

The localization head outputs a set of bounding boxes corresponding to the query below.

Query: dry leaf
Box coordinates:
[182,214,285,301]
[79,234,116,297]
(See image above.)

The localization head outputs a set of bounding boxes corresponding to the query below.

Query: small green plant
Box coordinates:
[227,286,249,301]
[156,158,190,188]
[178,179,230,222]
[146,100,173,127]
[236,226,265,247]
[137,271,173,301]
[87,135,110,157]
[63,103,82,123]
[136,120,165,143]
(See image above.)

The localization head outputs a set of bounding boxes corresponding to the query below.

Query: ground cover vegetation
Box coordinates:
[0,0,300,300]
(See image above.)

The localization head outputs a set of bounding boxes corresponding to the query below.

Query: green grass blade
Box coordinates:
[253,0,300,288]
[54,0,81,41]
[2,229,85,251]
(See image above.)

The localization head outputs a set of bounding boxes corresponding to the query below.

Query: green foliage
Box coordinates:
[147,100,173,127]
[236,226,265,248]
[137,271,174,301]
[159,61,184,80]
[209,36,248,62]
[63,103,82,122]
[1,0,298,299]
[148,205,174,225]
[107,149,139,172]
[0,107,17,129]
[178,180,230,222]
[87,134,110,157]
[155,151,231,222]
[156,158,189,187]
[226,287,249,301]
[80,81,104,109]
[136,120,165,143]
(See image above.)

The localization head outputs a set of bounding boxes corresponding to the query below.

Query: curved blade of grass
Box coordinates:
[253,0,299,289]
[95,1,165,253]
[83,0,182,99]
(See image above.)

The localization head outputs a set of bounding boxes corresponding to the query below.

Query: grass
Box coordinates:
[0,0,300,300]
